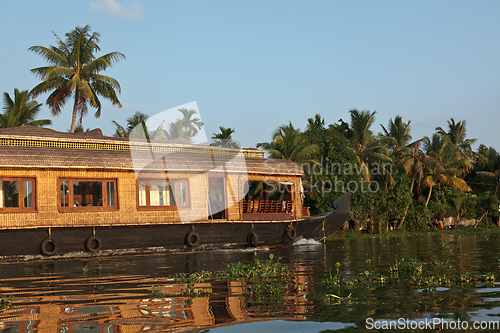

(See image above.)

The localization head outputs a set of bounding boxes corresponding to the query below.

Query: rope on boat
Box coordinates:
[322,219,325,242]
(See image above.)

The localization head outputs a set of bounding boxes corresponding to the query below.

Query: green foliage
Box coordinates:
[82,264,89,277]
[150,285,163,298]
[219,253,291,281]
[385,170,412,221]
[165,254,303,309]
[112,111,149,138]
[0,294,12,312]
[1,89,51,128]
[29,25,125,132]
[302,114,361,215]
[321,256,497,296]
[211,126,240,148]
[257,121,319,163]
[404,204,431,232]
[350,188,387,221]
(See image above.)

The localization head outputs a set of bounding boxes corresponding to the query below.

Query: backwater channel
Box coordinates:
[1,232,500,332]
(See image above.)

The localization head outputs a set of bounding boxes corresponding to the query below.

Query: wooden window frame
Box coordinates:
[58,178,118,212]
[0,177,36,213]
[137,179,190,210]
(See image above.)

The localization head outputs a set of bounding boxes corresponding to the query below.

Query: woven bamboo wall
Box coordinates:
[0,167,302,229]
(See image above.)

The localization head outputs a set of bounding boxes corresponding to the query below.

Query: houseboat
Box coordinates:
[0,125,350,260]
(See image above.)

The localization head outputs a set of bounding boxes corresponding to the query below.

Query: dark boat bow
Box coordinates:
[302,193,351,241]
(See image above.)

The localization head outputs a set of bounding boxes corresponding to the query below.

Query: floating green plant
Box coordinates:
[150,285,163,298]
[0,294,12,312]
[83,264,89,277]
[483,272,495,281]
[322,256,493,294]
[324,292,354,305]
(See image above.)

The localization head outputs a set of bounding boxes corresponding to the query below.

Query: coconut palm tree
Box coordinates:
[112,111,149,139]
[346,109,394,183]
[399,140,443,194]
[257,122,319,164]
[211,126,240,148]
[395,140,443,229]
[71,125,90,132]
[29,25,125,132]
[475,145,500,195]
[177,108,203,138]
[435,118,477,170]
[1,89,52,128]
[165,120,191,141]
[421,134,471,207]
[381,115,412,154]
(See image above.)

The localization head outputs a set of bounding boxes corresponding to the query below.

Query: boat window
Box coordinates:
[0,178,36,211]
[61,181,69,207]
[107,182,115,207]
[137,179,189,209]
[74,181,103,207]
[243,180,294,214]
[59,179,117,210]
[24,181,33,208]
[246,181,293,201]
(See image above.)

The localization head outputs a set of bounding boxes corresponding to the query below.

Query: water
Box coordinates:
[1,232,500,332]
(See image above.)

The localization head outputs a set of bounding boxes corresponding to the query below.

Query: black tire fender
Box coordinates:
[40,238,58,256]
[286,226,297,240]
[186,231,200,247]
[247,232,259,247]
[85,235,102,253]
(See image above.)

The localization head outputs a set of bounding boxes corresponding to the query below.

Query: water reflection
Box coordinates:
[1,233,500,332]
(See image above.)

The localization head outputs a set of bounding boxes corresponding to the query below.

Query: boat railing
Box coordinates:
[242,200,292,214]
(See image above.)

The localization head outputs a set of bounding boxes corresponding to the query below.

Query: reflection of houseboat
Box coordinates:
[0,270,313,332]
[0,126,349,259]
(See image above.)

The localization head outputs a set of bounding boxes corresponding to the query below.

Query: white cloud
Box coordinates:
[89,0,144,20]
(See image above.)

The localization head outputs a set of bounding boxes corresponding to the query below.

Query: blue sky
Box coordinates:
[1,0,499,149]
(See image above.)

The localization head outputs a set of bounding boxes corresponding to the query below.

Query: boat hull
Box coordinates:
[0,194,350,261]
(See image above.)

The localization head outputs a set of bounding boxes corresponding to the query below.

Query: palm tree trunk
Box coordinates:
[395,203,410,230]
[395,178,415,230]
[425,185,433,207]
[70,89,79,133]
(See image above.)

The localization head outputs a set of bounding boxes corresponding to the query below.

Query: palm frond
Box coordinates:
[83,52,126,74]
[28,45,68,67]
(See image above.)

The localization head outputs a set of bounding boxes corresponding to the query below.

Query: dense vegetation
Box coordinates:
[258,111,500,232]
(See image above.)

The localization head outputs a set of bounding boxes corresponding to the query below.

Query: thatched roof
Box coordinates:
[0,126,304,176]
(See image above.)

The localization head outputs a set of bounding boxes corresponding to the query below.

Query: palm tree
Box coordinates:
[211,126,240,148]
[112,111,149,139]
[165,120,191,141]
[399,141,443,194]
[435,118,477,170]
[395,140,443,229]
[421,134,471,207]
[257,122,319,164]
[29,25,125,132]
[346,109,394,182]
[475,145,500,195]
[381,115,412,154]
[72,125,90,132]
[177,108,203,138]
[159,109,204,142]
[1,89,52,128]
